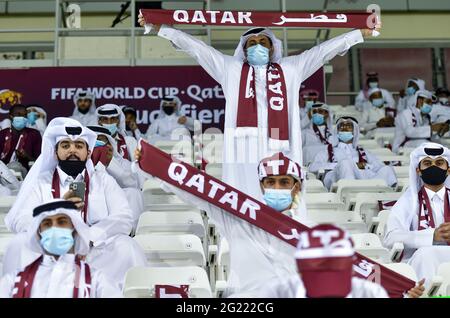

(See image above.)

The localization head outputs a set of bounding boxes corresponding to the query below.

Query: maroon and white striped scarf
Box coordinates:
[116,134,130,160]
[378,200,397,211]
[13,255,91,298]
[237,63,289,149]
[418,186,450,230]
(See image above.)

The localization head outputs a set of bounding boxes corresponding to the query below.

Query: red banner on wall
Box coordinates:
[0,66,324,131]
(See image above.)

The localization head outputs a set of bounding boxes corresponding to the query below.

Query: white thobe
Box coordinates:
[383,187,450,287]
[302,124,334,166]
[157,26,364,200]
[300,108,311,130]
[0,254,121,298]
[355,88,395,111]
[309,142,397,189]
[3,166,146,285]
[125,128,143,140]
[393,107,433,153]
[249,275,388,298]
[145,113,194,144]
[430,104,450,124]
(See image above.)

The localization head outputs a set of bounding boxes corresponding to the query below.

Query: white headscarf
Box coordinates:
[72,90,96,117]
[6,118,97,232]
[310,102,333,128]
[27,106,47,125]
[367,87,383,99]
[407,142,450,213]
[27,200,91,257]
[334,116,360,148]
[157,96,182,121]
[96,104,126,134]
[406,78,426,91]
[87,125,118,157]
[233,27,283,63]
[406,89,434,110]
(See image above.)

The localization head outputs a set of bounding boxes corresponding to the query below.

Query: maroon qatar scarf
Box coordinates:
[52,170,90,223]
[140,9,373,28]
[155,285,189,298]
[237,63,289,149]
[13,256,91,298]
[312,124,331,145]
[137,139,415,297]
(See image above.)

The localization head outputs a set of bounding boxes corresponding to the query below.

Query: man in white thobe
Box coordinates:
[309,117,397,190]
[138,14,379,200]
[397,78,426,113]
[135,149,313,297]
[145,96,194,144]
[0,200,121,298]
[70,90,98,126]
[393,90,449,153]
[360,87,395,138]
[384,143,450,288]
[355,72,395,112]
[3,118,147,288]
[88,125,144,229]
[301,102,335,166]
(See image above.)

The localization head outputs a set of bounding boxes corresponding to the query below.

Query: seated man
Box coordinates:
[88,125,144,229]
[96,104,137,161]
[145,96,194,143]
[121,106,143,139]
[355,72,395,112]
[393,90,449,153]
[3,118,146,287]
[135,149,313,296]
[0,159,20,195]
[360,88,395,138]
[0,104,42,174]
[397,78,426,113]
[0,200,121,298]
[301,102,335,166]
[384,143,450,288]
[435,87,449,106]
[309,116,397,190]
[70,90,97,126]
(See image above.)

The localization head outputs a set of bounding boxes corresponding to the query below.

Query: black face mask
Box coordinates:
[420,166,449,186]
[78,107,90,115]
[162,106,175,116]
[58,159,87,178]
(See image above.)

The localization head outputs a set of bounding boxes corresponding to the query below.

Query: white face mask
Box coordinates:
[439,97,448,104]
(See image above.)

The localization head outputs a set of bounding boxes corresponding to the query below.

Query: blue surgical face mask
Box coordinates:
[368,82,378,89]
[27,112,38,125]
[406,86,416,96]
[246,44,270,66]
[305,100,315,110]
[371,98,384,108]
[263,187,294,212]
[40,227,74,256]
[338,131,354,143]
[420,103,432,114]
[95,140,106,148]
[312,113,325,126]
[12,116,28,131]
[102,123,118,136]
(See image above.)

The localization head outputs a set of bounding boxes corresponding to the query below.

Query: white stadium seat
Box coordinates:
[304,193,345,211]
[351,233,390,262]
[352,192,402,225]
[393,166,410,179]
[216,237,230,282]
[0,235,13,274]
[304,179,327,193]
[435,263,450,297]
[331,179,393,205]
[205,163,222,180]
[371,209,391,238]
[142,178,170,196]
[135,211,206,239]
[123,266,212,298]
[134,234,206,267]
[307,210,367,234]
[357,139,382,149]
[368,148,395,156]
